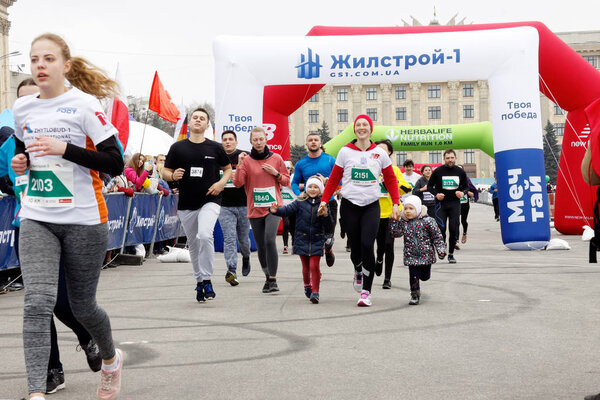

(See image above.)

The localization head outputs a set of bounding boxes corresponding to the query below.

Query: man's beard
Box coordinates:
[308,146,320,153]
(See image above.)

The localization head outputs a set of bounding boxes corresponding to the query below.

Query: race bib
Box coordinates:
[253,186,277,207]
[190,167,204,177]
[220,170,234,188]
[281,186,296,205]
[460,194,468,204]
[379,182,389,198]
[442,176,459,190]
[351,166,377,185]
[23,160,74,208]
[423,191,435,202]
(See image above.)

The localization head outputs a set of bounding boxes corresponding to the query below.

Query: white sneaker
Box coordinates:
[353,271,363,293]
[357,290,372,307]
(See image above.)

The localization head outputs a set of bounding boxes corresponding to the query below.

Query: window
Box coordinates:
[366,87,377,100]
[309,93,319,102]
[584,56,598,68]
[428,106,441,119]
[337,109,348,122]
[429,151,442,164]
[553,104,564,115]
[554,123,565,136]
[463,83,474,97]
[308,110,319,123]
[395,107,407,121]
[428,85,441,98]
[464,149,475,164]
[463,105,474,119]
[366,108,378,121]
[395,85,406,100]
[337,88,348,101]
[396,152,407,165]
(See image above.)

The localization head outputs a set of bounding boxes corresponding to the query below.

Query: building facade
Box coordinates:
[0,0,16,109]
[289,28,600,179]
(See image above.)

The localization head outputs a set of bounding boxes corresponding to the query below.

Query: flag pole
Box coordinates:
[139,109,151,154]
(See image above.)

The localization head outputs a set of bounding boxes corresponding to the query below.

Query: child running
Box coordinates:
[270,176,333,304]
[392,195,446,305]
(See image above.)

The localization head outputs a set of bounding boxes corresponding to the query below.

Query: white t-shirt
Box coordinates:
[13,87,118,225]
[336,144,392,206]
[404,171,421,187]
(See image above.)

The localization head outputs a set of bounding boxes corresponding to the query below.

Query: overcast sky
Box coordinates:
[7,0,600,106]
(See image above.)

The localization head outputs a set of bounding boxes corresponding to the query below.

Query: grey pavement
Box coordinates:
[0,203,598,400]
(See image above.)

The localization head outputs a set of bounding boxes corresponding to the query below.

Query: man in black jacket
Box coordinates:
[428,149,468,264]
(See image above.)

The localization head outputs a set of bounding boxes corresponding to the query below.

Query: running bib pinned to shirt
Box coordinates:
[460,194,468,204]
[253,186,277,207]
[190,167,204,177]
[281,186,295,206]
[219,170,234,188]
[23,160,75,207]
[379,182,389,198]
[442,176,460,190]
[351,166,377,185]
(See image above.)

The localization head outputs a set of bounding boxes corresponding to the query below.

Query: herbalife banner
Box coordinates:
[324,122,494,158]
[214,26,550,249]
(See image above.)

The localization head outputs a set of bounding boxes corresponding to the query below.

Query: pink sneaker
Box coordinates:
[97,348,124,400]
[357,290,372,307]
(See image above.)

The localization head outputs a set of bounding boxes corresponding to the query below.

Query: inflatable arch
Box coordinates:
[213,22,600,249]
[324,121,494,158]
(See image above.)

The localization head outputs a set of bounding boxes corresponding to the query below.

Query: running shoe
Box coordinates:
[282,246,288,254]
[97,348,124,400]
[345,246,351,252]
[353,271,363,292]
[448,255,457,264]
[268,280,280,293]
[584,393,600,400]
[454,243,461,250]
[461,234,467,244]
[203,280,216,300]
[242,257,251,276]
[304,285,312,299]
[262,280,270,293]
[382,279,392,289]
[375,259,383,276]
[310,292,319,304]
[78,338,102,372]
[225,271,239,286]
[196,282,206,303]
[357,290,372,307]
[325,249,335,267]
[46,368,65,394]
[409,290,420,305]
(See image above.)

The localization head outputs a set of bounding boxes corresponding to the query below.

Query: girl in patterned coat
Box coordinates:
[392,195,446,305]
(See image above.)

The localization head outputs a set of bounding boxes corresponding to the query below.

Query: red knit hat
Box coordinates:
[354,114,373,133]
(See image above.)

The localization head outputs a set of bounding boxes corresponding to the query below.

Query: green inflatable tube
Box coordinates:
[324,121,495,158]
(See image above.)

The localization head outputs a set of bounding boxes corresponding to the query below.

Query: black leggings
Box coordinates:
[492,198,499,219]
[282,215,296,247]
[434,201,460,254]
[340,198,380,292]
[409,264,431,291]
[49,262,93,370]
[460,202,470,235]
[375,218,395,281]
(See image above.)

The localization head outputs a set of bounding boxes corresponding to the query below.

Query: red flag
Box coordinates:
[106,64,130,150]
[148,72,180,123]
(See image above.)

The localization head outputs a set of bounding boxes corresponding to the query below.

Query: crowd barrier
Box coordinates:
[1,193,257,271]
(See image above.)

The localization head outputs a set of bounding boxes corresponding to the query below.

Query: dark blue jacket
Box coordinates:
[272,195,333,256]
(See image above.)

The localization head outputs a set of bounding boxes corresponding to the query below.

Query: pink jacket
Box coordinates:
[124,167,149,191]
[233,152,290,218]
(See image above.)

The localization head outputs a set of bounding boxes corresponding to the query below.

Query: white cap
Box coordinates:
[305,176,324,194]
[403,195,422,216]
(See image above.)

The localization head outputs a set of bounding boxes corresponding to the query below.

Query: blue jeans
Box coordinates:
[218,206,251,273]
